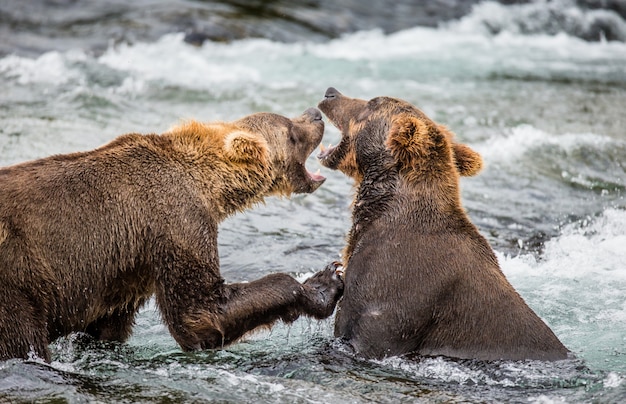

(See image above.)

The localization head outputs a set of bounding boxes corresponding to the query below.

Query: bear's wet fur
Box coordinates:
[0,108,343,362]
[318,88,569,361]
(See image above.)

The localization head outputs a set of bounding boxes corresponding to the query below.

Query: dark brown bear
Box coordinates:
[0,108,343,362]
[318,88,569,361]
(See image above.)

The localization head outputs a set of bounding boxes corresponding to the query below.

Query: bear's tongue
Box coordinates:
[307,168,326,182]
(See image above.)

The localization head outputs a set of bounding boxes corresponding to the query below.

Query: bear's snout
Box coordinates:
[324,87,340,100]
[303,107,322,122]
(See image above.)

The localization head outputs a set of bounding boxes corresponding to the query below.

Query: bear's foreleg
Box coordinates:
[216,262,343,344]
[158,262,343,351]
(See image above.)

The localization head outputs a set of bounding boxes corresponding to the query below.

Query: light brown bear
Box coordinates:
[317,88,569,361]
[0,108,343,362]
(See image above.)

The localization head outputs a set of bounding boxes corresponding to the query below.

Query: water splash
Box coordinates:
[499,208,626,372]
[451,0,626,42]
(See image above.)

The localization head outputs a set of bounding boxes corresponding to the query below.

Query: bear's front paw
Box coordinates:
[301,261,344,319]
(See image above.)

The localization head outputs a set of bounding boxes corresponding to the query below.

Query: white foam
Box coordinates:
[451,0,626,42]
[474,125,618,164]
[380,356,515,387]
[307,26,498,63]
[528,395,569,404]
[604,372,624,388]
[0,50,86,85]
[307,12,626,63]
[3,14,623,96]
[98,33,261,90]
[222,371,286,393]
[501,208,626,280]
[498,208,626,369]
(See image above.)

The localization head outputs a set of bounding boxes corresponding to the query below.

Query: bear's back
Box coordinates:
[337,197,568,361]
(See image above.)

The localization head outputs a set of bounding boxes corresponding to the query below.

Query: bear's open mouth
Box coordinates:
[307,167,326,183]
[317,138,346,170]
[292,160,326,194]
[318,143,337,160]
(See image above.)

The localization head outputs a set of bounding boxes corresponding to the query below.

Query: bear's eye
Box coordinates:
[288,132,297,145]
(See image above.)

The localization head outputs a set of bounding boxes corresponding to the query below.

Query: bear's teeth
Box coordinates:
[320,143,333,153]
[315,169,321,176]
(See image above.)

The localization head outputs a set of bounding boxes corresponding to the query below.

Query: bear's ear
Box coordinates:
[436,124,483,177]
[223,131,269,165]
[452,143,483,176]
[386,114,435,168]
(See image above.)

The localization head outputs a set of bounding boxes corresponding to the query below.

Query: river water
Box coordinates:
[1,1,626,403]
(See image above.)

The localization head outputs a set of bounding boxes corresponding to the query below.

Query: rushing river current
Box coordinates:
[1,1,626,403]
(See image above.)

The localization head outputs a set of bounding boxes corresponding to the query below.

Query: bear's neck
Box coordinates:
[161,131,274,221]
[344,167,464,263]
[205,162,275,220]
[344,165,397,261]
[402,179,465,224]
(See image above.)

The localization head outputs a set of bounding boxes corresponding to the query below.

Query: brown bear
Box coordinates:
[0,107,344,362]
[317,88,569,361]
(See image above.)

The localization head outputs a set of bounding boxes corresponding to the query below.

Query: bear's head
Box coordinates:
[233,107,326,195]
[317,87,482,184]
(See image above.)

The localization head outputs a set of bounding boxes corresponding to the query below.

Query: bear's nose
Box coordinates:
[324,87,340,99]
[304,107,322,121]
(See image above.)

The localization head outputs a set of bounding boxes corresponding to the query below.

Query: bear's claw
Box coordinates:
[301,261,344,319]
